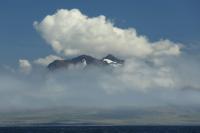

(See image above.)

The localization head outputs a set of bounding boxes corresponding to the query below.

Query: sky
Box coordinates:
[0,0,199,65]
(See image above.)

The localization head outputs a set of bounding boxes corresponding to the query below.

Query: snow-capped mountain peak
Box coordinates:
[47,54,124,71]
[103,58,117,64]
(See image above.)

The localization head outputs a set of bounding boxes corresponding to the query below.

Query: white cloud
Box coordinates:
[1,57,200,112]
[31,8,200,93]
[34,9,181,58]
[18,59,32,74]
[34,55,63,66]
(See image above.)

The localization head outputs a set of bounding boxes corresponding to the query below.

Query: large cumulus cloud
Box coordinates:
[34,9,180,58]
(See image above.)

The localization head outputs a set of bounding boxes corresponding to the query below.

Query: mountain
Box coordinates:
[47,54,124,71]
[102,54,124,64]
[101,54,125,67]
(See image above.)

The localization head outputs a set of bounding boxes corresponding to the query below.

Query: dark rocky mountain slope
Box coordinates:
[48,54,124,71]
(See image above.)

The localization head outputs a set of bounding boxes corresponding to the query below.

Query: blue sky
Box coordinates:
[0,0,199,65]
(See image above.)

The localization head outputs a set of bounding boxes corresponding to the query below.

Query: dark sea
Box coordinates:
[0,126,199,133]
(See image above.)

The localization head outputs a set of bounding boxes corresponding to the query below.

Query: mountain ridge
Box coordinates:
[47,54,124,71]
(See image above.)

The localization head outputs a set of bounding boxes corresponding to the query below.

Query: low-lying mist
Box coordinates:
[0,52,200,113]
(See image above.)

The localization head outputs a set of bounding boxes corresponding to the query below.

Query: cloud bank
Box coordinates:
[0,9,200,114]
[34,9,180,58]
[1,55,200,112]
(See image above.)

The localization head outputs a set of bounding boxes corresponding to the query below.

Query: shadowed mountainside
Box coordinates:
[47,54,124,71]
